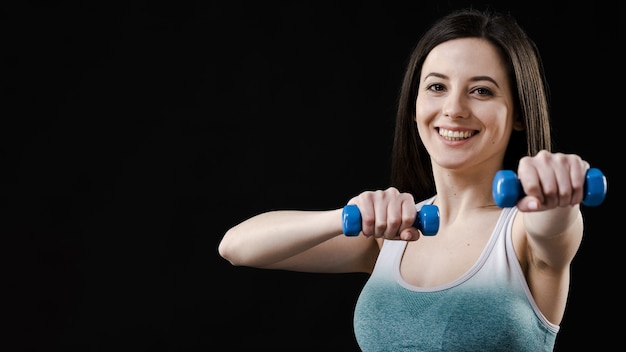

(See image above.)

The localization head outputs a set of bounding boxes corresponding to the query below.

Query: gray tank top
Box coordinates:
[353,199,558,351]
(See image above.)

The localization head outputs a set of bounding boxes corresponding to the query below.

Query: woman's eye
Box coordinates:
[427,84,445,92]
[474,87,493,96]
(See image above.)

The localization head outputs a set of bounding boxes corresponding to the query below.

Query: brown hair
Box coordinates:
[390,8,552,200]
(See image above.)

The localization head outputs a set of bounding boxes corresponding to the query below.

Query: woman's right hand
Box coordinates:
[346,187,422,241]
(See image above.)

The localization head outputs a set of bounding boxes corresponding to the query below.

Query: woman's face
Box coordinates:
[415,37,520,172]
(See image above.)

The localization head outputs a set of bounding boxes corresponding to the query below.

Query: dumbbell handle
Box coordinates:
[492,167,607,208]
[342,204,440,236]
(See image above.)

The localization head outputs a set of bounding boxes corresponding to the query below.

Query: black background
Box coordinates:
[4,1,623,351]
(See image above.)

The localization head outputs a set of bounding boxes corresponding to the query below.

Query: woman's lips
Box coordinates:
[437,127,477,141]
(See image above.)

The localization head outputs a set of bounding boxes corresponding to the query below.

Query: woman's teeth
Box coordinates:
[439,128,474,141]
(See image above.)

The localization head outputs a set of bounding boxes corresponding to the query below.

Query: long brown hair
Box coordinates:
[390,8,552,200]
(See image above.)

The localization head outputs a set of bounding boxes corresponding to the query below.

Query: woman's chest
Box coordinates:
[399,220,495,287]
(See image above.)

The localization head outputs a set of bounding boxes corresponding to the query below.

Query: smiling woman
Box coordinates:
[218,7,606,351]
[414,37,523,174]
[6,1,616,351]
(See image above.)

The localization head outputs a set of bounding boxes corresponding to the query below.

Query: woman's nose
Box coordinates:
[442,92,469,119]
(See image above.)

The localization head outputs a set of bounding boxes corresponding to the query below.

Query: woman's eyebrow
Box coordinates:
[423,73,500,88]
[470,76,500,88]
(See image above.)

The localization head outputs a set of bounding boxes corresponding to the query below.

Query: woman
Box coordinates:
[219,8,591,351]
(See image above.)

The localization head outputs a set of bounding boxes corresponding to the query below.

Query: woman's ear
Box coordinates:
[513,115,525,131]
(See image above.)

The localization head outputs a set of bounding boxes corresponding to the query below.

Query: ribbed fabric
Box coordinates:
[353,198,558,351]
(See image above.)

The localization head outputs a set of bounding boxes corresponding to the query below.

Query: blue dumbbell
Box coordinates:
[492,167,607,208]
[342,204,440,236]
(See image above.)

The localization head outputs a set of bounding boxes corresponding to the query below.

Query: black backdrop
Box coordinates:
[4,1,623,351]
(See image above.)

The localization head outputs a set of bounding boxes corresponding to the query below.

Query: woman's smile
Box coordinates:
[437,127,477,141]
